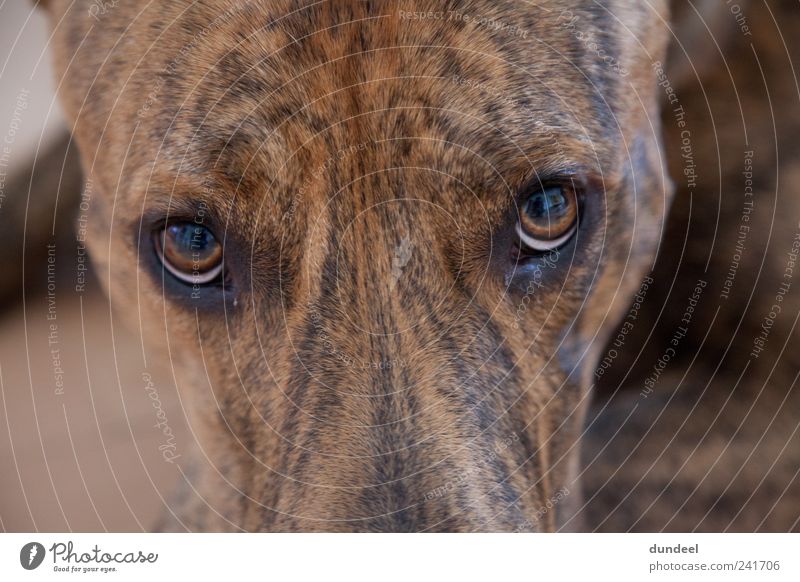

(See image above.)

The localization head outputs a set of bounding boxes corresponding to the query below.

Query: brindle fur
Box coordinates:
[25,0,796,531]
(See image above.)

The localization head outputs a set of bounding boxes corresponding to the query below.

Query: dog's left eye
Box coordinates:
[515,182,579,253]
[154,223,223,284]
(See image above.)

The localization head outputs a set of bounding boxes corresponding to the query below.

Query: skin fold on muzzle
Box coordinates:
[41,0,672,531]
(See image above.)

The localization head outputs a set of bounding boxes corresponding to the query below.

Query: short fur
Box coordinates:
[35,0,798,532]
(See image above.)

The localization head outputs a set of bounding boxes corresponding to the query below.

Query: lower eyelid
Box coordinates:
[160,255,224,285]
[515,222,577,252]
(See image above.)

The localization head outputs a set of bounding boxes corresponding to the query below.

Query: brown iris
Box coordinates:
[155,223,223,284]
[516,183,579,252]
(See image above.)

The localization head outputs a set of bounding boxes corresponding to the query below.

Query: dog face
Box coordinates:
[44,0,670,531]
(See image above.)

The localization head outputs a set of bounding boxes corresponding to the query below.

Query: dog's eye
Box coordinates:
[515,182,579,253]
[154,223,223,284]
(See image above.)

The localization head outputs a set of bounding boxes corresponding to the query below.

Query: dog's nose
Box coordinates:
[269,354,536,532]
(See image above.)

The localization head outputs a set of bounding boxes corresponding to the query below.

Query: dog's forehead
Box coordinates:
[127,2,645,182]
[53,0,668,201]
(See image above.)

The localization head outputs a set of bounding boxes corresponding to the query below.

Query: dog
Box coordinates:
[32,0,798,532]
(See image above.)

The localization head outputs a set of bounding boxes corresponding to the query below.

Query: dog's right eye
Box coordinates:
[515,181,580,254]
[154,222,223,285]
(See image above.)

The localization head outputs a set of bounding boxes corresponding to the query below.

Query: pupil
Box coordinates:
[527,186,566,220]
[169,224,217,260]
